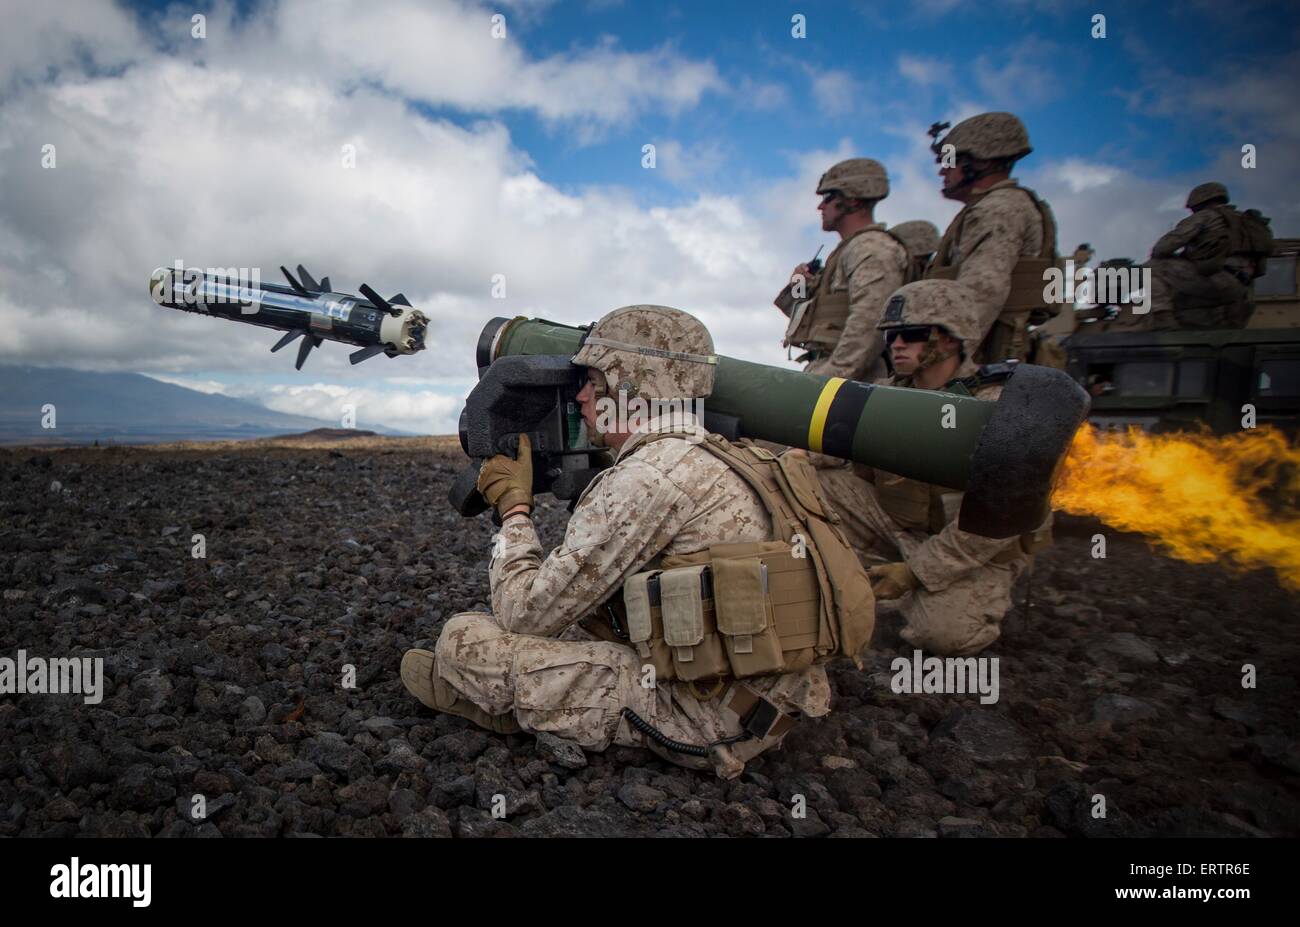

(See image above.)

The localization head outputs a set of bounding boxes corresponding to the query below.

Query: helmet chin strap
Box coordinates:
[916,330,960,371]
[943,155,1006,196]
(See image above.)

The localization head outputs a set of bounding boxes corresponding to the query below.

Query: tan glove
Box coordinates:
[869,561,919,600]
[476,433,533,517]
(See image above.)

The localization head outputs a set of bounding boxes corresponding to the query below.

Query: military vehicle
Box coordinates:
[1057,238,1300,434]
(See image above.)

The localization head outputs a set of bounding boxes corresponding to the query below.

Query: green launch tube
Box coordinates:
[472,315,1091,538]
[484,317,994,489]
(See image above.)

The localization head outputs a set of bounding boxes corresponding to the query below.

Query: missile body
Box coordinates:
[150,265,427,368]
[465,316,1090,538]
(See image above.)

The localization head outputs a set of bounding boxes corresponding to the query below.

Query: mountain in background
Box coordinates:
[0,365,414,445]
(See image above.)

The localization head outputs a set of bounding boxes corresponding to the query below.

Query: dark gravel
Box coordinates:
[1,442,1296,837]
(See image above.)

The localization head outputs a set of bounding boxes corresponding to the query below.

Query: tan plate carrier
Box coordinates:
[588,435,876,687]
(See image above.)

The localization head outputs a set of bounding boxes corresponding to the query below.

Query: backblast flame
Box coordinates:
[1053,425,1300,591]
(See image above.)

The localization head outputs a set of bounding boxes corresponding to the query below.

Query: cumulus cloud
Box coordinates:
[0,0,810,434]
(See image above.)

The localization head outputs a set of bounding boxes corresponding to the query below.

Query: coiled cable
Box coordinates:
[620,707,752,757]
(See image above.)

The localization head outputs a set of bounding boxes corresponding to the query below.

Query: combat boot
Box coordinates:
[400,649,522,735]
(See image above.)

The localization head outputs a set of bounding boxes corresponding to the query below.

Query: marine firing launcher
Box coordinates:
[452,316,1091,539]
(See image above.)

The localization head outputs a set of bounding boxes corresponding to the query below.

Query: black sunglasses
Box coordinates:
[820,190,841,205]
[884,325,933,345]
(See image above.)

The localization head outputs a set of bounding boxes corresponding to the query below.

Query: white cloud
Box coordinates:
[972,36,1060,108]
[808,69,860,117]
[655,138,730,186]
[0,4,817,434]
[897,54,952,87]
[256,382,464,435]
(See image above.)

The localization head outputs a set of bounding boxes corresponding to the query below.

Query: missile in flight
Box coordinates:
[149,264,428,369]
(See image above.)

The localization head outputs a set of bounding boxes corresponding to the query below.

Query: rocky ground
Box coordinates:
[1,439,1297,838]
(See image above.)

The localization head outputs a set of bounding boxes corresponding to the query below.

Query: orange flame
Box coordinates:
[1053,425,1300,590]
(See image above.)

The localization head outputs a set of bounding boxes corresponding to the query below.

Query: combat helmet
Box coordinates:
[889,220,941,258]
[817,158,890,201]
[930,112,1032,162]
[572,305,718,402]
[1186,182,1229,209]
[877,280,982,366]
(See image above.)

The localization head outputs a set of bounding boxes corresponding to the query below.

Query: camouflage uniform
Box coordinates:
[815,281,1041,656]
[931,179,1048,340]
[806,228,908,381]
[889,219,941,283]
[410,307,831,779]
[926,113,1059,362]
[1148,184,1252,330]
[779,159,908,382]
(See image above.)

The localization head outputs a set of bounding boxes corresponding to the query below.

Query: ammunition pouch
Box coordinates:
[584,435,875,686]
[620,540,819,684]
[875,471,947,533]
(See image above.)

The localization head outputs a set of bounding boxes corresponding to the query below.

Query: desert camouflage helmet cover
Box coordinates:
[816,158,890,201]
[889,220,941,258]
[876,280,982,353]
[1186,182,1229,208]
[572,305,718,400]
[933,112,1032,161]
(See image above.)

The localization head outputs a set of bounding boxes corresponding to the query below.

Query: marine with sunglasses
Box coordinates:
[809,279,1053,657]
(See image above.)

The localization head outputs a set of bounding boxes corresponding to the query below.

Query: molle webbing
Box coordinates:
[592,436,874,686]
[785,228,874,350]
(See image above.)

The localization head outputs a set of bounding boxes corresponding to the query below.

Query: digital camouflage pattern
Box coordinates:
[805,226,909,381]
[572,305,717,400]
[938,112,1033,161]
[876,278,984,351]
[930,179,1049,338]
[889,220,941,260]
[817,157,890,201]
[432,414,832,777]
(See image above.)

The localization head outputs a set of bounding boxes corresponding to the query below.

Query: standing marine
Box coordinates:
[925,112,1062,365]
[811,280,1051,656]
[401,306,875,779]
[775,158,908,382]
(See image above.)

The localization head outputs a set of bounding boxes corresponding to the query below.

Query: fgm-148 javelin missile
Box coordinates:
[149,264,428,369]
[454,316,1090,539]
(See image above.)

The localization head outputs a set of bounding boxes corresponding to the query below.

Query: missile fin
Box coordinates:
[296,265,321,292]
[389,293,411,306]
[280,265,310,296]
[271,330,304,353]
[294,334,323,370]
[319,276,331,291]
[350,344,387,365]
[359,282,400,317]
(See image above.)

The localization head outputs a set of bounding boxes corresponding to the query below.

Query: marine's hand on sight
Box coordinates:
[792,263,811,281]
[477,433,534,518]
[869,561,919,600]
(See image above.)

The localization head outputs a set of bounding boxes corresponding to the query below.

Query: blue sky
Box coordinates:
[2,0,1297,433]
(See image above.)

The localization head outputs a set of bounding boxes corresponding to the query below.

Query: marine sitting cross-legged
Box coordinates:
[811,280,1052,657]
[401,305,875,779]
